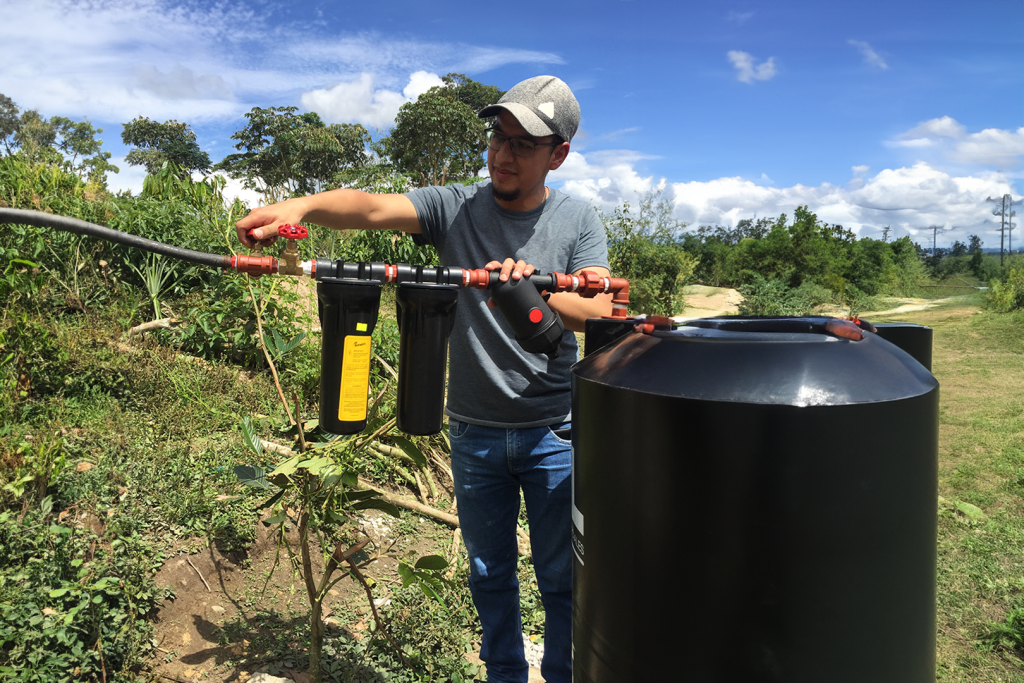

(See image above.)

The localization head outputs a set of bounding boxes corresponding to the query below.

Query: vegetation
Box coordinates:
[2,82,1023,681]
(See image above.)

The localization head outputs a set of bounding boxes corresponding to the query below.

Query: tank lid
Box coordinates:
[573,316,937,406]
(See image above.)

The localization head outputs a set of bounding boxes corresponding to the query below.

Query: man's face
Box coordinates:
[487,111,568,205]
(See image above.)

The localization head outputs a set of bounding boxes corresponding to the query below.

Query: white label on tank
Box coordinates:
[571,444,584,535]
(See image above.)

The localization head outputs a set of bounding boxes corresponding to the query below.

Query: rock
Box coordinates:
[248,674,292,683]
[180,578,188,587]
[210,605,225,615]
[324,617,341,631]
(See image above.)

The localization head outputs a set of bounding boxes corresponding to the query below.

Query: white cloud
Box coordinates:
[726,11,755,24]
[549,150,662,205]
[104,157,263,208]
[300,71,444,129]
[665,162,1015,243]
[0,0,560,124]
[848,40,888,70]
[550,152,1016,245]
[889,117,1024,168]
[727,51,777,84]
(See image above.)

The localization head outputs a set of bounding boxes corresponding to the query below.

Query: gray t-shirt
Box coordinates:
[405,181,608,428]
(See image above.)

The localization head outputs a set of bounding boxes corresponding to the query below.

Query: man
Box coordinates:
[236,75,612,683]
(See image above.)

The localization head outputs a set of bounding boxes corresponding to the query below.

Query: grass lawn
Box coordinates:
[2,295,1022,681]
[877,298,1024,681]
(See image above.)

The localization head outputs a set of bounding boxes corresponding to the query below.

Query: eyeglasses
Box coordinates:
[486,128,560,158]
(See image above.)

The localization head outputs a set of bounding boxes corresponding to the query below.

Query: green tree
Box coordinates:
[13,110,59,166]
[441,73,506,113]
[385,86,487,187]
[121,117,211,177]
[216,107,370,202]
[0,93,19,156]
[50,116,118,185]
[605,192,696,315]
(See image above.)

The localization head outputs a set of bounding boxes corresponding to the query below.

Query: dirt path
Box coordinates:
[861,296,973,318]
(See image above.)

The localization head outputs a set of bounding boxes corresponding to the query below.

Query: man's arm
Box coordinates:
[235,189,421,249]
[548,267,614,333]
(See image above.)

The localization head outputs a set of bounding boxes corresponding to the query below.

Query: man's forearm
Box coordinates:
[548,292,613,332]
[299,189,421,233]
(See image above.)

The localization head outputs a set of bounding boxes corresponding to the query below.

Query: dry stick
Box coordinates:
[292,389,307,452]
[244,278,296,427]
[354,417,397,450]
[422,466,439,501]
[413,470,428,505]
[357,477,460,528]
[185,557,211,592]
[369,449,419,488]
[346,555,411,669]
[128,317,178,336]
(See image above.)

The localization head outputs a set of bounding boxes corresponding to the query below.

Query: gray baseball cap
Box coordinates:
[478,75,580,142]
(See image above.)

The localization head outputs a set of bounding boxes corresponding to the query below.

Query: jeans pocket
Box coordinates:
[547,423,572,445]
[449,418,471,440]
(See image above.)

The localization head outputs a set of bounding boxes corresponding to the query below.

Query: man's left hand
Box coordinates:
[484,258,536,309]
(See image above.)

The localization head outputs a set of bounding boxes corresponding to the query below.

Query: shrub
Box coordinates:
[605,193,696,316]
[0,508,169,682]
[988,268,1024,313]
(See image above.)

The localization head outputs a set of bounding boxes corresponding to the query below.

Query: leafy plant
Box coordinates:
[127,252,174,319]
[988,268,1024,313]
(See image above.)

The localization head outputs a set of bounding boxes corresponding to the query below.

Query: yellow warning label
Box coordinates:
[339,335,372,422]
[356,322,368,332]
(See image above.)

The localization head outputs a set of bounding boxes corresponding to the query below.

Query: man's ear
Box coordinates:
[548,142,570,171]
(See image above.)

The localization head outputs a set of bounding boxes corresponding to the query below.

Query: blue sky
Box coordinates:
[1,0,1021,247]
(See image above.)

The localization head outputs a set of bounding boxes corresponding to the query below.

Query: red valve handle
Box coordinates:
[278,224,308,239]
[246,224,308,243]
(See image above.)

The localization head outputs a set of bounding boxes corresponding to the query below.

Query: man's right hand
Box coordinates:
[235,197,309,249]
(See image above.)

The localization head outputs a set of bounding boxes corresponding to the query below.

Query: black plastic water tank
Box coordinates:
[571,317,938,683]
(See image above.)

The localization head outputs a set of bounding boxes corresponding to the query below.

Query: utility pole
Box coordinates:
[986,194,1016,267]
[930,226,946,257]
[881,225,891,243]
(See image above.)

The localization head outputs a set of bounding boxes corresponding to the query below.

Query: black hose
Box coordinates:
[0,208,230,269]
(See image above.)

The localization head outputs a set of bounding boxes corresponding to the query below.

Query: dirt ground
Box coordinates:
[672,286,972,321]
[149,510,443,683]
[675,284,744,319]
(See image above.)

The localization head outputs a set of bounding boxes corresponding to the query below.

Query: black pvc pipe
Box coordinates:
[0,208,229,269]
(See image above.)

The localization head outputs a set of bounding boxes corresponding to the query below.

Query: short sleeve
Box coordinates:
[567,207,609,274]
[404,185,466,251]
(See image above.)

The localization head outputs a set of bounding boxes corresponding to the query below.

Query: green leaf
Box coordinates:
[344,489,381,503]
[254,489,285,511]
[391,436,427,468]
[397,562,415,588]
[49,587,69,598]
[417,577,444,604]
[262,511,287,527]
[271,454,301,479]
[414,555,449,571]
[350,498,401,518]
[955,500,986,520]
[341,471,358,487]
[326,508,348,524]
[234,465,270,490]
[296,455,332,475]
[240,417,263,457]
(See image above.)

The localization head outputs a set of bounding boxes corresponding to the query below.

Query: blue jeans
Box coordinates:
[449,419,573,683]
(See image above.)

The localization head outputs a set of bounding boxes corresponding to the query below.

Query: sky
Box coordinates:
[1,0,1021,248]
